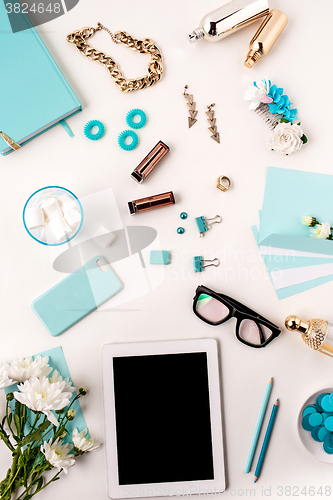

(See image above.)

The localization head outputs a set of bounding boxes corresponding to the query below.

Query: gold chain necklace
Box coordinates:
[66,23,163,93]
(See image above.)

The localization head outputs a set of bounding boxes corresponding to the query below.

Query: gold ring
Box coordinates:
[216,175,231,192]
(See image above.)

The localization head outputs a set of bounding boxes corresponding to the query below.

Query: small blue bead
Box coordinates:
[177,227,185,234]
[180,212,188,220]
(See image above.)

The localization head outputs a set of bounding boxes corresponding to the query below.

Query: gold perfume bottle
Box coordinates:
[244,9,288,68]
[285,316,333,357]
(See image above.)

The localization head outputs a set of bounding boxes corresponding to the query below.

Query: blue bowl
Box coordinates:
[23,186,83,246]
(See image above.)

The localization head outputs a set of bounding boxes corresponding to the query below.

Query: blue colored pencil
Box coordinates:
[244,377,273,473]
[254,399,279,483]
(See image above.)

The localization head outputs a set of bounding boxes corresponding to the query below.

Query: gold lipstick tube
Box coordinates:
[128,191,175,215]
[131,141,170,183]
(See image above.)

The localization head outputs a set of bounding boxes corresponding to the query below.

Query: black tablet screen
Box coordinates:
[112,352,214,485]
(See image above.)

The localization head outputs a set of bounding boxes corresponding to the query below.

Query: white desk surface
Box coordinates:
[1,0,333,498]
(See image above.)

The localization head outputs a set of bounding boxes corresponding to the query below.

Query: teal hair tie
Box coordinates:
[84,120,105,140]
[126,109,147,129]
[118,130,139,151]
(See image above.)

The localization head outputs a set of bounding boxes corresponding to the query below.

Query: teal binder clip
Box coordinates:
[195,215,222,237]
[193,256,220,272]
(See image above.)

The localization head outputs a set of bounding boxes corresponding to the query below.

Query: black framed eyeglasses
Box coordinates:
[193,285,281,348]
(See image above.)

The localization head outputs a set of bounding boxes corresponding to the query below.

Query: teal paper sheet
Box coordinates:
[252,225,333,299]
[262,254,333,272]
[4,346,88,442]
[258,167,333,256]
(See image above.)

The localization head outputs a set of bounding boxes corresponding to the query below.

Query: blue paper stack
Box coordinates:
[252,167,333,299]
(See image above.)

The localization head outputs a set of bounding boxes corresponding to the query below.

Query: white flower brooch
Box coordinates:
[244,78,307,155]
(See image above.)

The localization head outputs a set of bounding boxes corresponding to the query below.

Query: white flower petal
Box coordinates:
[43,409,59,427]
[0,365,14,390]
[244,79,271,111]
[41,438,75,474]
[13,376,72,425]
[72,428,101,453]
[6,356,51,384]
[49,370,75,394]
[310,222,331,239]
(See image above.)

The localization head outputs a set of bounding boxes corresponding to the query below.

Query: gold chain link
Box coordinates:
[66,23,163,93]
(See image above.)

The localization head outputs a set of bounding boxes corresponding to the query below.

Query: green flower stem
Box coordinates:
[57,393,81,428]
[28,454,45,478]
[24,469,62,500]
[1,451,22,499]
[29,413,41,433]
[0,426,15,452]
[5,401,15,439]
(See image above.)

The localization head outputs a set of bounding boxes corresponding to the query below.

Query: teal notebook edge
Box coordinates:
[0,0,82,155]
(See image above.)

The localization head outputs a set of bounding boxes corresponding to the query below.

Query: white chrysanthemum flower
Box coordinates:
[14,376,74,426]
[72,428,100,453]
[0,365,14,390]
[5,356,51,384]
[41,438,75,474]
[244,78,272,110]
[310,222,332,240]
[49,370,75,394]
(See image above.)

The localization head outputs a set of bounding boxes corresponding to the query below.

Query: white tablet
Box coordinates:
[102,339,225,498]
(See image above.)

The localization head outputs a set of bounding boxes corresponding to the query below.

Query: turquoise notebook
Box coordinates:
[0,0,81,155]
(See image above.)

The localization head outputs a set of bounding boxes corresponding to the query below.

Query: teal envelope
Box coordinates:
[252,225,333,299]
[257,210,333,270]
[258,167,333,256]
[4,346,88,442]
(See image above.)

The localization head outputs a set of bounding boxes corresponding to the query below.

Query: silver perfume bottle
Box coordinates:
[188,0,269,43]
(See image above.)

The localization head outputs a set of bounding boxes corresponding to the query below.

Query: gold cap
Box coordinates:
[244,50,260,68]
[285,315,309,334]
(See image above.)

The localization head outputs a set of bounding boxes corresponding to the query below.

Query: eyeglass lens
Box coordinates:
[238,319,274,346]
[196,293,274,346]
[195,293,229,323]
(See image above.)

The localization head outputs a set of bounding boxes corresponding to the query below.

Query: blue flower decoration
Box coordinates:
[267,84,298,123]
[283,107,298,122]
[267,84,284,103]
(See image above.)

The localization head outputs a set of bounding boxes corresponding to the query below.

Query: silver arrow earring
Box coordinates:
[183,85,198,128]
[206,103,220,144]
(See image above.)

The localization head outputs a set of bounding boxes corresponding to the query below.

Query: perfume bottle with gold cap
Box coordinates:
[285,316,333,358]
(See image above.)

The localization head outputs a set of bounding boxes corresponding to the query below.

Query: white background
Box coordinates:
[1,0,333,498]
